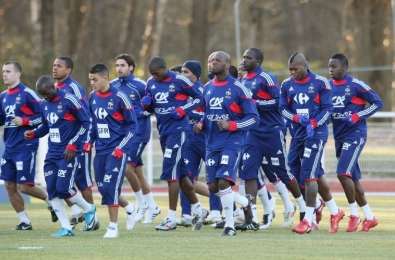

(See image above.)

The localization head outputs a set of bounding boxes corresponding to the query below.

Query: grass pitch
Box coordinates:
[0,194,394,260]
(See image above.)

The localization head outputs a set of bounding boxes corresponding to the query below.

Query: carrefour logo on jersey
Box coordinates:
[94,107,108,119]
[47,112,59,124]
[209,97,224,109]
[154,92,169,104]
[293,93,310,104]
[332,96,346,108]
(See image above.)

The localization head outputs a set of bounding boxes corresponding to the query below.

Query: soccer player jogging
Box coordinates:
[328,53,382,232]
[52,56,96,227]
[111,54,160,227]
[87,64,137,238]
[177,60,222,227]
[195,51,257,236]
[0,62,55,230]
[142,57,204,231]
[280,53,344,234]
[239,48,306,229]
[24,76,97,237]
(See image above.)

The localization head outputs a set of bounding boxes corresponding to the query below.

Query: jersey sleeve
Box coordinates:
[310,78,332,127]
[177,75,203,113]
[279,81,296,122]
[255,74,280,111]
[22,89,43,126]
[115,91,137,150]
[64,94,90,146]
[354,81,383,119]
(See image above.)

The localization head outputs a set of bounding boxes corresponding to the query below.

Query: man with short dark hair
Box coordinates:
[328,53,382,232]
[110,53,160,228]
[88,64,137,238]
[0,62,55,230]
[142,56,205,231]
[52,56,96,227]
[280,53,344,234]
[24,75,97,237]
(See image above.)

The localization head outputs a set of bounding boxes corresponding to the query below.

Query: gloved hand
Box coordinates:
[112,147,124,159]
[24,130,36,140]
[306,124,315,139]
[169,107,186,119]
[293,114,310,126]
[83,143,92,153]
[64,144,77,160]
[347,113,360,125]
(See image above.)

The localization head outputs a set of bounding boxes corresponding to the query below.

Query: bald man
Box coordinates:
[196,51,258,236]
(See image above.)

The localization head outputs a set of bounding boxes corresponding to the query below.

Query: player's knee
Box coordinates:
[5,181,17,193]
[17,183,32,194]
[208,183,218,194]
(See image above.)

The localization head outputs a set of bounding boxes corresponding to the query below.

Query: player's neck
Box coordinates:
[214,73,228,81]
[99,84,110,93]
[7,81,20,89]
[55,75,69,83]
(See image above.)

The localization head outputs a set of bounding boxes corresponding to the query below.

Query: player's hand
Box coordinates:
[12,116,29,126]
[347,113,360,125]
[64,144,77,160]
[306,124,315,139]
[83,143,92,153]
[169,107,186,119]
[24,130,36,140]
[112,147,124,159]
[217,120,237,132]
[193,122,204,133]
[141,96,153,110]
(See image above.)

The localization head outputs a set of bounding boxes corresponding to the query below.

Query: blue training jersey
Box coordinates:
[34,89,90,157]
[280,71,332,140]
[89,85,137,155]
[0,83,42,152]
[110,74,151,142]
[330,74,383,139]
[202,75,259,151]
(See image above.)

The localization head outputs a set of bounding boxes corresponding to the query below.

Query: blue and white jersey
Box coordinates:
[0,83,41,152]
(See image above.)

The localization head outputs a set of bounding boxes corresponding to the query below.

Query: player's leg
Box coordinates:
[256,173,276,229]
[100,153,127,238]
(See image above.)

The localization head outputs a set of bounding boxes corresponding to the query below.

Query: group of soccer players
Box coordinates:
[0,47,382,238]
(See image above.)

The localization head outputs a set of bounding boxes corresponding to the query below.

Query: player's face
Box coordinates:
[149,67,167,81]
[89,73,108,92]
[288,62,307,81]
[328,58,346,80]
[52,59,71,81]
[241,50,257,72]
[115,59,132,77]
[37,86,57,101]
[2,64,20,87]
[181,66,197,82]
[208,53,227,75]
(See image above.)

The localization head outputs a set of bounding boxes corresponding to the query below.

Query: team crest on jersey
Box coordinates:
[225,90,232,98]
[57,104,63,112]
[108,100,114,109]
[129,94,136,100]
[169,84,176,92]
[15,95,21,104]
[308,85,315,93]
[345,87,351,96]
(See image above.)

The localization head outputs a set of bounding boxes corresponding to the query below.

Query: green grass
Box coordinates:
[0,195,394,260]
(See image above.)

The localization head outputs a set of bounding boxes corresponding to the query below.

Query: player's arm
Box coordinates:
[112,92,137,159]
[218,83,258,132]
[309,80,332,128]
[0,98,5,126]
[255,75,280,111]
[351,82,383,123]
[64,94,90,154]
[13,90,42,127]
[172,76,203,118]
[25,108,49,140]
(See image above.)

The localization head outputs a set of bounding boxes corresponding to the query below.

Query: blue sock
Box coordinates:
[209,191,222,211]
[180,191,191,216]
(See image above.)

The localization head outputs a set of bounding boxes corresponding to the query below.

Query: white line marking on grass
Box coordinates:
[17,246,44,250]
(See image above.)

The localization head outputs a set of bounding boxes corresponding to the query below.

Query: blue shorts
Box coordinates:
[74,152,93,191]
[335,136,365,181]
[1,150,37,185]
[159,131,188,181]
[93,153,127,206]
[180,138,205,180]
[205,146,242,185]
[44,156,79,200]
[288,137,325,184]
[127,139,147,167]
[240,130,295,185]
